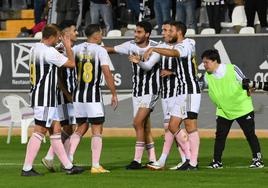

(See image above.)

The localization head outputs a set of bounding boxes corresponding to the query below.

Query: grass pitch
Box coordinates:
[0,136,268,188]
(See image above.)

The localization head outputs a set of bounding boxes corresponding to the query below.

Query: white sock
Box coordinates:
[92,163,100,168]
[158,153,168,166]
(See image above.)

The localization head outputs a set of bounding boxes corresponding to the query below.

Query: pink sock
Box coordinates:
[146,143,156,162]
[174,130,191,160]
[162,129,174,155]
[68,132,82,162]
[91,135,102,168]
[50,134,72,169]
[45,146,55,160]
[23,132,44,171]
[189,131,200,166]
[64,138,71,155]
[134,141,145,163]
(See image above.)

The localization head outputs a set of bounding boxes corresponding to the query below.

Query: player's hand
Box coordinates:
[143,48,154,61]
[111,94,118,110]
[66,93,73,103]
[160,70,173,77]
[247,88,255,96]
[128,55,141,64]
[62,32,71,49]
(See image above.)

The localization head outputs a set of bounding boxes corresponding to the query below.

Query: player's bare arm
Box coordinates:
[62,33,75,68]
[144,47,180,60]
[103,46,116,54]
[102,65,118,110]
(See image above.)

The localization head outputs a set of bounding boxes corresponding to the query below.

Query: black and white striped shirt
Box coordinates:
[57,67,77,104]
[29,43,67,107]
[55,43,77,105]
[114,40,160,97]
[157,42,178,99]
[73,42,111,103]
[174,38,201,95]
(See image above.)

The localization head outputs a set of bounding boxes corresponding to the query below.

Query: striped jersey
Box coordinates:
[114,40,160,97]
[73,42,111,103]
[55,43,77,105]
[29,43,67,107]
[158,42,178,99]
[174,38,201,95]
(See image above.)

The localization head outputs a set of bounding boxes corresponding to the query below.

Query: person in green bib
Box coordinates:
[201,49,264,169]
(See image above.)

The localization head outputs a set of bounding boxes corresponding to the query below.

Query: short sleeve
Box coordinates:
[98,47,112,66]
[114,41,132,55]
[174,43,188,57]
[45,47,68,67]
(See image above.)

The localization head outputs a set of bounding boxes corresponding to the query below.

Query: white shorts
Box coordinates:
[34,106,63,128]
[73,102,105,124]
[161,96,177,123]
[170,94,187,119]
[186,93,201,118]
[132,94,159,117]
[57,103,76,125]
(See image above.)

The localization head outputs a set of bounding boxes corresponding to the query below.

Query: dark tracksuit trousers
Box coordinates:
[213,111,261,162]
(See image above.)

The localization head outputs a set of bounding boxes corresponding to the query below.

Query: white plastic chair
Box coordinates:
[34,32,42,39]
[232,6,247,27]
[239,27,255,34]
[2,95,34,144]
[127,24,136,30]
[185,28,196,36]
[106,30,122,37]
[200,28,216,35]
[124,30,135,36]
[151,29,158,36]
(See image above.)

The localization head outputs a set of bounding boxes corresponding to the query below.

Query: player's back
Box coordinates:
[73,42,110,103]
[29,43,62,107]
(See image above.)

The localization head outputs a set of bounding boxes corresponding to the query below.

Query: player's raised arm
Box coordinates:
[129,52,160,71]
[103,46,116,53]
[144,47,180,61]
[62,33,75,68]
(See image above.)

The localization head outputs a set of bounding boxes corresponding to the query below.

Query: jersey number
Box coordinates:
[78,61,93,83]
[29,63,35,85]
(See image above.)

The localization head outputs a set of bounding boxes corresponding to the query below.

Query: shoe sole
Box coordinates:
[147,164,164,171]
[41,159,56,172]
[249,165,264,169]
[207,166,223,169]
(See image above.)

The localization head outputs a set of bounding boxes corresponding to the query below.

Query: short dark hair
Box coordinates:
[42,24,59,39]
[84,24,102,37]
[163,20,172,25]
[58,20,76,31]
[170,21,187,36]
[136,21,152,34]
[201,49,221,64]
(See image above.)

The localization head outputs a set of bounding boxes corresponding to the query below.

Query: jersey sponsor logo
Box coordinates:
[254,59,268,82]
[198,40,231,70]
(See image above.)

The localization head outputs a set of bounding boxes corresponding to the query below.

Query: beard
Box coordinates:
[169,36,177,43]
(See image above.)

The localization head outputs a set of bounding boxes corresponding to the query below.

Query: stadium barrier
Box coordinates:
[0,34,268,91]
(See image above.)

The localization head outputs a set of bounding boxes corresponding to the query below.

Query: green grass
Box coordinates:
[0,136,268,188]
